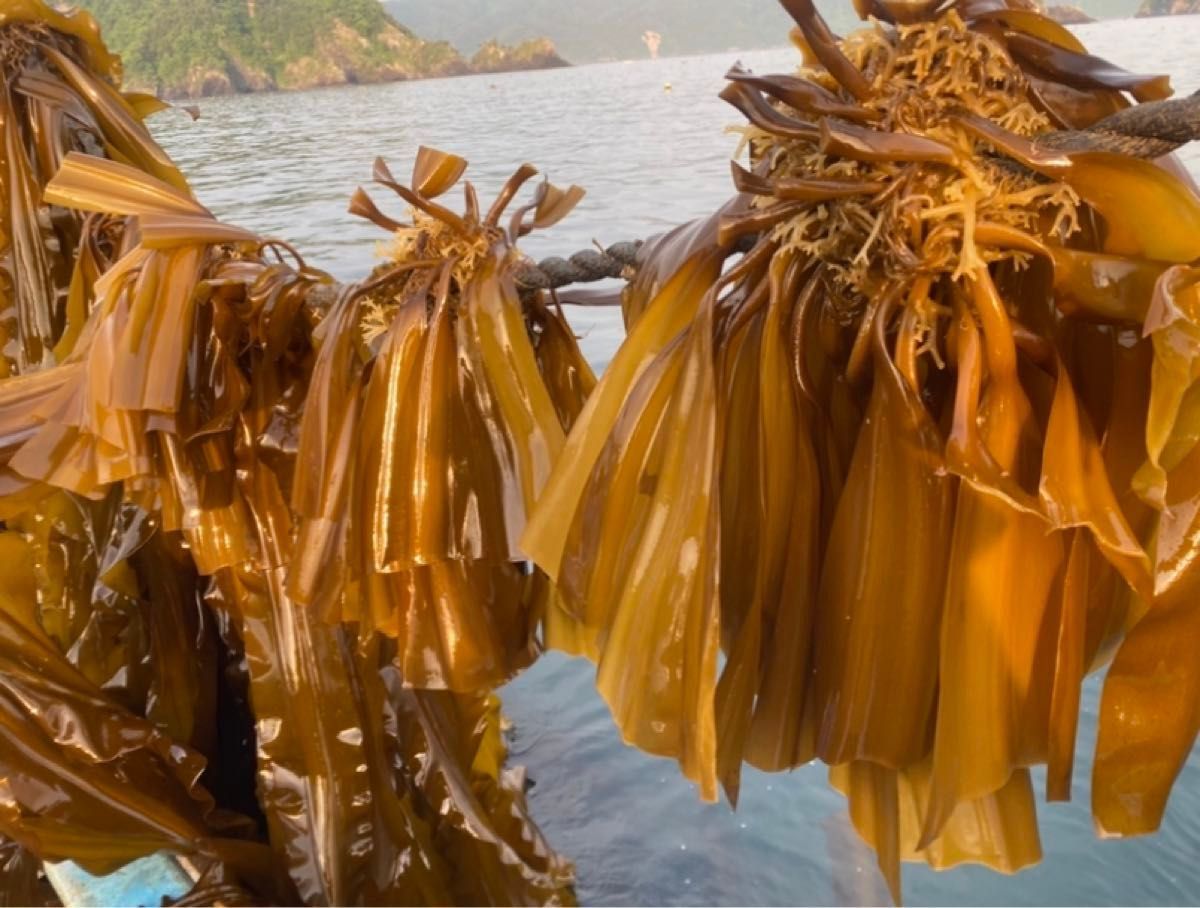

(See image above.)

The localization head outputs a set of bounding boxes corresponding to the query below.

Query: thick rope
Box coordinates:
[513,241,643,293]
[1035,89,1200,159]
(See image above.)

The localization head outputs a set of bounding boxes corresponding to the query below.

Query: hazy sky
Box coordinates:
[379,0,1144,63]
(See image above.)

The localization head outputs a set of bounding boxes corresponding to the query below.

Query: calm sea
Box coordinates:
[151,15,1200,906]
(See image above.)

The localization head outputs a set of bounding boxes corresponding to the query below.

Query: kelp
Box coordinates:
[524,0,1200,901]
[5,0,1200,903]
[289,148,594,693]
[0,5,577,902]
[0,143,580,902]
[378,661,575,905]
[0,146,576,904]
[0,3,279,896]
[0,0,185,375]
[0,528,279,890]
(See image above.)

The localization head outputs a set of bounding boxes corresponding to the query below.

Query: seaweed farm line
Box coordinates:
[147,16,1200,907]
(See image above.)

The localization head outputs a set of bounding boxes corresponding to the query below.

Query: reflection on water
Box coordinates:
[505,653,1200,906]
[151,14,1200,906]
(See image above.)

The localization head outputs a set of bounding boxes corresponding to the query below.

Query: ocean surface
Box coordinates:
[151,15,1200,906]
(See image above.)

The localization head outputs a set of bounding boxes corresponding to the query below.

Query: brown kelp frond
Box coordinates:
[0,2,120,82]
[0,149,574,903]
[524,0,1195,899]
[0,1,187,376]
[284,149,595,695]
[0,153,335,902]
[353,149,582,346]
[0,527,282,892]
[378,659,577,905]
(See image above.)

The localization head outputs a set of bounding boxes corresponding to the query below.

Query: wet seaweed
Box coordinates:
[0,5,577,904]
[3,0,1200,904]
[523,1,1200,901]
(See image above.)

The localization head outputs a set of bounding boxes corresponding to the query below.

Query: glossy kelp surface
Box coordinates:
[0,1,184,376]
[290,149,594,693]
[0,150,577,904]
[523,0,1200,901]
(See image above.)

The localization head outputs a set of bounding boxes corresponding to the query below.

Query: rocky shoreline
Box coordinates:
[150,34,569,100]
[1044,4,1096,23]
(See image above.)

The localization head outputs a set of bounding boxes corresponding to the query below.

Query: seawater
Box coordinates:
[150,16,1200,905]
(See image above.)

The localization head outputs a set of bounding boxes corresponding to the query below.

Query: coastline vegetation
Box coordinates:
[75,0,564,98]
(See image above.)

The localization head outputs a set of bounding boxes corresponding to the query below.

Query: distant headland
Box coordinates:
[1044,5,1097,23]
[73,0,569,99]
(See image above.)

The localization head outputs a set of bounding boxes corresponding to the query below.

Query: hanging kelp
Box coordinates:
[0,0,186,375]
[0,7,281,897]
[0,149,575,905]
[0,6,579,903]
[0,151,323,901]
[0,525,283,893]
[8,0,1200,903]
[523,0,1200,898]
[288,148,595,693]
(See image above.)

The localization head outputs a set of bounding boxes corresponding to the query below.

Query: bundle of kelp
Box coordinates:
[287,149,595,693]
[523,0,1200,898]
[0,150,576,906]
[0,5,576,904]
[0,5,229,897]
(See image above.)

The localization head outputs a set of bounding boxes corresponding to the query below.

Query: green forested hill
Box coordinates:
[75,0,536,97]
[383,0,1144,62]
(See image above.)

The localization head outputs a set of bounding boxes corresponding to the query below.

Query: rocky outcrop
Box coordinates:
[147,34,560,97]
[1138,0,1200,14]
[471,37,569,74]
[275,22,465,92]
[1045,4,1096,22]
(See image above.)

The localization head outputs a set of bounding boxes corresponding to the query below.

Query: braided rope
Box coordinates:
[513,241,643,293]
[1035,89,1200,159]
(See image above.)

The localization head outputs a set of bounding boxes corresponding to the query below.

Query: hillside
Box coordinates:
[472,38,569,74]
[1045,4,1096,22]
[382,0,1143,62]
[74,0,566,98]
